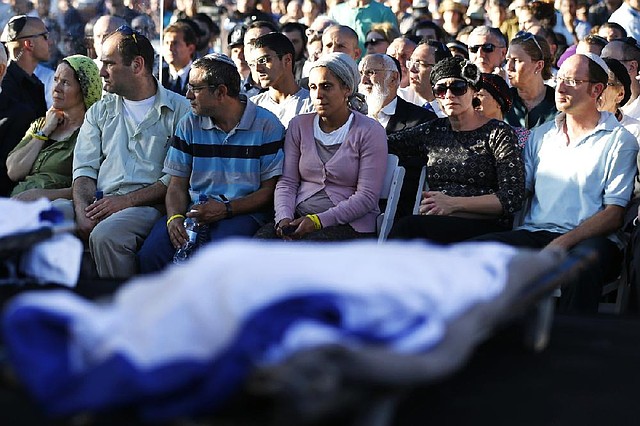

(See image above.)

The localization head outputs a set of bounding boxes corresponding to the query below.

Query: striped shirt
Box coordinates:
[164,98,285,205]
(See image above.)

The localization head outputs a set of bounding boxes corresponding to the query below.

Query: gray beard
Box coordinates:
[364,83,391,118]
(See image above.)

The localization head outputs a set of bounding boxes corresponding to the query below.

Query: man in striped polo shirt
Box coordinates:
[138,53,285,273]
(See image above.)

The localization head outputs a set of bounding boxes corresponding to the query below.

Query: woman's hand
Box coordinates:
[419,191,457,216]
[282,216,316,240]
[275,218,293,238]
[12,188,48,202]
[41,108,65,136]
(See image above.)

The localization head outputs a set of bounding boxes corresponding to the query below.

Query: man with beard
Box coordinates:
[359,53,435,217]
[248,32,313,128]
[473,54,638,313]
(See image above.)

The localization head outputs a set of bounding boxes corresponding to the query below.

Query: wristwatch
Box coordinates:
[220,195,233,219]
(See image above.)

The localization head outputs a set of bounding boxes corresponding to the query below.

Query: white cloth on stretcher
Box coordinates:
[2,239,519,419]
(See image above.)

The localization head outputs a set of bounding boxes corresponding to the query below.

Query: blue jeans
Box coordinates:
[137,214,261,274]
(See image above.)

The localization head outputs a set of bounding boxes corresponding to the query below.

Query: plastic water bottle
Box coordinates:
[173,194,209,264]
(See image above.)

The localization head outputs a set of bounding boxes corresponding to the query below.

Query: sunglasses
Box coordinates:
[433,80,469,98]
[305,28,324,38]
[365,38,386,47]
[515,31,543,57]
[116,25,142,54]
[469,43,501,53]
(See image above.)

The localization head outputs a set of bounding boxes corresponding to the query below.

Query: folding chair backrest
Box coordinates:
[377,154,405,243]
[412,165,429,215]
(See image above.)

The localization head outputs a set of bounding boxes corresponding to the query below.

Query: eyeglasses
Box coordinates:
[247,54,280,68]
[406,60,435,70]
[305,28,324,38]
[116,25,142,55]
[515,31,543,57]
[469,43,502,54]
[186,83,221,94]
[364,38,386,47]
[433,80,469,98]
[14,30,49,41]
[553,76,595,87]
[359,68,394,77]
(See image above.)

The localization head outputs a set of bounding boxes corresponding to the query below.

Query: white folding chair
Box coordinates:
[377,154,405,243]
[412,166,429,215]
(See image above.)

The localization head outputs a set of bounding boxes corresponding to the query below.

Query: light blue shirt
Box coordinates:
[520,111,638,244]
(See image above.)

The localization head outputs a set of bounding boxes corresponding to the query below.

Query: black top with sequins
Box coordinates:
[388,118,525,216]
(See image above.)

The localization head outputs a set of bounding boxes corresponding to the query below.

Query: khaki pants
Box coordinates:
[52,199,161,279]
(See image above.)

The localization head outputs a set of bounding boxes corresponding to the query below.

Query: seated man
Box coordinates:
[137,53,285,274]
[248,32,313,128]
[61,27,191,279]
[359,53,436,217]
[473,53,638,313]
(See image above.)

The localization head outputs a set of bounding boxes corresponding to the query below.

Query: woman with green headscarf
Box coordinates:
[7,54,102,201]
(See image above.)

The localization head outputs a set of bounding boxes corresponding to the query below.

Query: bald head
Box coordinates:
[322,25,361,61]
[387,37,416,87]
[93,15,127,59]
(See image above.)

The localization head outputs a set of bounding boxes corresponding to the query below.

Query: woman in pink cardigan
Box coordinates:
[256,52,388,240]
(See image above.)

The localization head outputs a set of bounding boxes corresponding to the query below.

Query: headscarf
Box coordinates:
[430,56,481,88]
[602,57,632,107]
[311,52,360,96]
[62,54,102,111]
[478,73,513,113]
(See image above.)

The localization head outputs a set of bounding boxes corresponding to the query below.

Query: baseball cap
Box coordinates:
[228,23,246,48]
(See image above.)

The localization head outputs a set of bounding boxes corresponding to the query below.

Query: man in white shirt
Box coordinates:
[248,32,314,128]
[398,39,451,117]
[608,0,640,41]
[161,21,196,96]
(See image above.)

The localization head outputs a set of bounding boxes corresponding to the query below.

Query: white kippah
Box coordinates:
[578,52,610,76]
[203,52,237,69]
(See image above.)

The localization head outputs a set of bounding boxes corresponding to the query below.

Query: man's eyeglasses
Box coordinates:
[406,60,435,70]
[14,30,49,41]
[515,31,543,57]
[359,68,394,77]
[186,83,220,94]
[305,28,324,38]
[469,43,502,54]
[433,80,469,98]
[248,54,281,68]
[553,76,595,87]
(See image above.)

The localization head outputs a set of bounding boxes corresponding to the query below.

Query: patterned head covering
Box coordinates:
[430,56,481,88]
[62,54,102,111]
[478,73,513,113]
[311,52,360,96]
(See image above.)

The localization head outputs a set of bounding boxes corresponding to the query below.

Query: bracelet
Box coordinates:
[31,131,49,141]
[306,214,322,230]
[166,214,185,227]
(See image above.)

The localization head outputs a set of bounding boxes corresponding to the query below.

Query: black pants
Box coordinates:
[472,230,622,314]
[389,215,510,244]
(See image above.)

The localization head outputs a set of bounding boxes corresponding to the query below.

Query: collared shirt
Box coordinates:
[520,111,638,245]
[1,61,47,121]
[505,85,557,130]
[169,61,192,92]
[375,96,398,129]
[164,97,285,209]
[250,88,314,128]
[73,82,191,195]
[397,87,447,118]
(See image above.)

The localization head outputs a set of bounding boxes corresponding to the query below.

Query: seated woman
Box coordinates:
[388,57,525,243]
[256,52,388,241]
[504,31,557,129]
[475,72,530,147]
[6,55,101,201]
[598,57,640,138]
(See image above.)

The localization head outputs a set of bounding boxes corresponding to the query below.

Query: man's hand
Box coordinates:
[187,199,227,224]
[76,211,97,242]
[167,216,189,249]
[85,194,131,222]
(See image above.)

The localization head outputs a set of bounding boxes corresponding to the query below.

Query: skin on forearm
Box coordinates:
[73,176,97,213]
[547,205,624,250]
[227,176,278,216]
[166,176,191,217]
[6,137,46,182]
[123,181,167,208]
[12,187,72,202]
[420,192,503,217]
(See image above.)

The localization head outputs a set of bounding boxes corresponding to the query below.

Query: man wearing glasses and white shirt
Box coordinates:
[398,39,451,118]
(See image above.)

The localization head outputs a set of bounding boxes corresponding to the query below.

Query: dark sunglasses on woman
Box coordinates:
[433,80,469,98]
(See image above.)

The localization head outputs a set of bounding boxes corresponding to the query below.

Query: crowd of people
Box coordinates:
[0,0,640,313]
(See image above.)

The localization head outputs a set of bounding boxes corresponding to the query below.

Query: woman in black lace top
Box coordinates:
[388,57,525,243]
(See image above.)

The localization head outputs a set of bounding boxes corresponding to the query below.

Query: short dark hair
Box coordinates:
[247,20,280,34]
[281,21,307,46]
[599,22,627,38]
[251,32,295,59]
[412,20,446,42]
[192,56,241,98]
[164,21,197,47]
[105,27,155,74]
